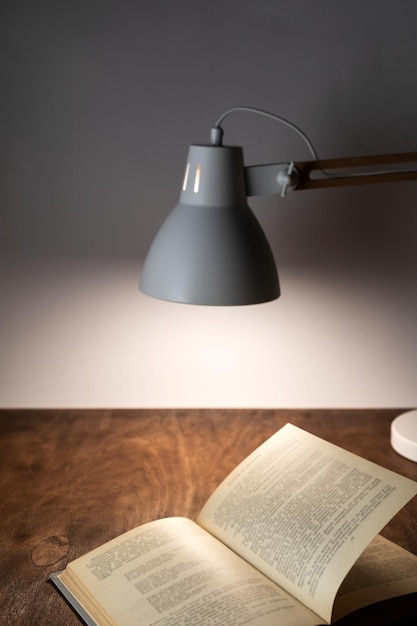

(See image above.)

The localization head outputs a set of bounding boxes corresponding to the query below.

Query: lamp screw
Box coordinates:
[277,162,299,197]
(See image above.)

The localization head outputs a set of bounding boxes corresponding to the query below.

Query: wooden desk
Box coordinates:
[1,409,416,625]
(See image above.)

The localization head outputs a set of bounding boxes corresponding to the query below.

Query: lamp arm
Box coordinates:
[245,152,417,197]
[295,152,417,190]
[212,106,417,196]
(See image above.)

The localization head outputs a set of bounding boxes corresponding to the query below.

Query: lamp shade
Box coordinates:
[139,144,280,305]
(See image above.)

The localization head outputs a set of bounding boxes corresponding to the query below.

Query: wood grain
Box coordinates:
[295,152,417,190]
[0,409,416,624]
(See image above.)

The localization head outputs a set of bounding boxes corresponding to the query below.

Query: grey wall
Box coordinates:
[2,0,417,264]
[1,0,417,408]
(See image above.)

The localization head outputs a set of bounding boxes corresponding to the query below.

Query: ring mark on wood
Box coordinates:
[31,535,71,566]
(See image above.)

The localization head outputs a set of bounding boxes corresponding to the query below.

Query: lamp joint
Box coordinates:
[277,162,299,197]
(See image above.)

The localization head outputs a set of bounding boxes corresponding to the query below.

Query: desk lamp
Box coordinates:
[140,106,417,306]
[139,106,417,460]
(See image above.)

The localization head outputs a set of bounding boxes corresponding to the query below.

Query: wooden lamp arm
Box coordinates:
[295,151,417,190]
[245,152,417,197]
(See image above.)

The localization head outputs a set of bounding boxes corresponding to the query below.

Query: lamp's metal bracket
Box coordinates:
[245,152,417,198]
[245,163,299,197]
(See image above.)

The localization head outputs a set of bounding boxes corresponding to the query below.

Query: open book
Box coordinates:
[51,423,417,626]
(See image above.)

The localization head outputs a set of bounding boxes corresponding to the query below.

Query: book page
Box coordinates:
[57,517,321,626]
[332,534,417,621]
[198,423,417,623]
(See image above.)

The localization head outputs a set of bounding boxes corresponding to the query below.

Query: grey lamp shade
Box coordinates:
[139,144,280,305]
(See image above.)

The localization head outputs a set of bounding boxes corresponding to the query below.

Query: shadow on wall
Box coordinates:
[252,55,417,274]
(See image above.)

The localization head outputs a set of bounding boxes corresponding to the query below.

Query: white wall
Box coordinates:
[1,256,416,408]
[1,1,417,408]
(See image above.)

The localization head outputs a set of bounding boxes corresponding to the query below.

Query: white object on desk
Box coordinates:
[391,410,417,462]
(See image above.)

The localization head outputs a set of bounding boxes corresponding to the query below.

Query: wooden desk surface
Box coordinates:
[1,409,416,625]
